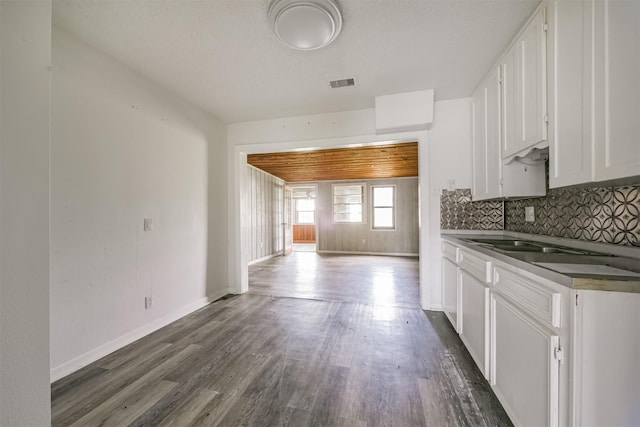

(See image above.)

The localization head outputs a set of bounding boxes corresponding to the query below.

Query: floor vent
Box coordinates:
[329,77,356,88]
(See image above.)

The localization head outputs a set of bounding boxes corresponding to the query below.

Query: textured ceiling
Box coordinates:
[53,0,540,124]
[248,142,418,182]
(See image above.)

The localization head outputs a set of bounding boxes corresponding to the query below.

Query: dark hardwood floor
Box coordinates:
[51,253,512,426]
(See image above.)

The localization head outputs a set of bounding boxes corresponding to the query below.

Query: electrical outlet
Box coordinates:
[525,206,535,223]
[145,296,153,309]
[144,218,153,231]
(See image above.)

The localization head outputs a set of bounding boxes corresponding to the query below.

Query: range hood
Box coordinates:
[504,145,549,165]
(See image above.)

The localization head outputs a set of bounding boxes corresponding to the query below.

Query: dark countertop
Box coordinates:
[441,233,640,293]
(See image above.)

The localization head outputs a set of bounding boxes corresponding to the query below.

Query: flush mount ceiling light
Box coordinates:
[268,0,342,50]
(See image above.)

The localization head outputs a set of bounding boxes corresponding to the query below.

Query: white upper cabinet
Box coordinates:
[472,63,546,201]
[593,0,640,182]
[501,47,519,158]
[472,67,503,201]
[547,0,594,188]
[472,86,487,200]
[521,9,549,152]
[485,68,502,199]
[502,8,548,160]
[548,0,640,187]
[471,5,548,201]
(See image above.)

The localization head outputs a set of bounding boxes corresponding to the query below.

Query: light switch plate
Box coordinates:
[525,206,535,223]
[144,218,153,231]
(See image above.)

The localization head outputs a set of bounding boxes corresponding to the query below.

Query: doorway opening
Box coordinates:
[291,185,317,253]
[232,133,430,309]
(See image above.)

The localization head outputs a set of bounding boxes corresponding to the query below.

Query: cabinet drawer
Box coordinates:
[459,249,491,283]
[441,241,459,263]
[494,266,561,328]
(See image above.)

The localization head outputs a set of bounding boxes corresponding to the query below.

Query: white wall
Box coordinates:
[426,98,473,308]
[228,109,376,145]
[0,1,52,425]
[50,28,228,380]
[228,109,432,307]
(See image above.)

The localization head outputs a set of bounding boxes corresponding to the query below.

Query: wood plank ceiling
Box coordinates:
[247,142,418,182]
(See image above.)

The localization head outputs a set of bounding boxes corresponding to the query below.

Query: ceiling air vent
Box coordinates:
[329,77,356,88]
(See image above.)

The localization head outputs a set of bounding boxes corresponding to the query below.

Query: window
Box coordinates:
[295,198,315,224]
[333,184,364,223]
[372,186,395,229]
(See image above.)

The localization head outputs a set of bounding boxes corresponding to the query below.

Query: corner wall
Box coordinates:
[0,1,52,424]
[426,98,473,308]
[50,28,228,380]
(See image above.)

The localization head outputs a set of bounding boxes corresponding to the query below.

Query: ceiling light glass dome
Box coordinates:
[268,0,343,50]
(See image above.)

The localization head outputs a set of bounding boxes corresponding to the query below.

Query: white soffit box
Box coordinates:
[375,89,434,134]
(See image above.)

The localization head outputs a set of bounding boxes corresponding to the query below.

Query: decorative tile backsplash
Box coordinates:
[440,189,504,230]
[439,183,640,247]
[505,184,640,247]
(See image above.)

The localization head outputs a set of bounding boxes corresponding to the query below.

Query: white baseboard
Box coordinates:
[429,304,444,311]
[248,253,280,266]
[50,289,228,383]
[317,250,419,257]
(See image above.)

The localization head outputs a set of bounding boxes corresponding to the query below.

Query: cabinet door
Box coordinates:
[442,257,460,332]
[472,68,502,201]
[520,8,548,150]
[485,67,502,199]
[548,0,594,188]
[501,47,519,158]
[576,290,640,426]
[593,0,640,182]
[459,270,490,378]
[502,8,548,159]
[491,294,560,427]
[472,87,488,200]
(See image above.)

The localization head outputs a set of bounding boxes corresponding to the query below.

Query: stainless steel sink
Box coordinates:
[468,239,531,246]
[464,238,613,257]
[539,247,588,255]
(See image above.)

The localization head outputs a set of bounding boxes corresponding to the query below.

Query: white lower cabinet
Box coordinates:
[459,270,490,378]
[573,290,640,426]
[442,256,460,332]
[491,293,560,427]
[442,238,640,427]
[442,240,567,426]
